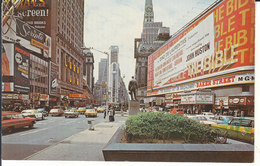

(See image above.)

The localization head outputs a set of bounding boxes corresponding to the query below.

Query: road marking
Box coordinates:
[20,128,48,136]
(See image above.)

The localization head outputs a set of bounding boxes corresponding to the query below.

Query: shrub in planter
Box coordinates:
[125,112,217,143]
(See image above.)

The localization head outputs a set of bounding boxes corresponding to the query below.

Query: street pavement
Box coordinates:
[25,113,127,161]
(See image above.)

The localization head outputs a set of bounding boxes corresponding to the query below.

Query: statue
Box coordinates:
[128,76,138,101]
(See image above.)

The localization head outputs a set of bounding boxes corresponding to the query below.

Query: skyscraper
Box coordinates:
[134,0,170,105]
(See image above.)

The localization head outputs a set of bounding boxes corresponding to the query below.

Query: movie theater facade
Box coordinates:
[147,0,255,117]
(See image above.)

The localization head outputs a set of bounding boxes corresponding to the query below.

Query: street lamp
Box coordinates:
[31,74,48,108]
[81,47,110,113]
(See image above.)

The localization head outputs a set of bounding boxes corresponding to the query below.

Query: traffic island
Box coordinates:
[102,112,254,162]
[102,127,254,162]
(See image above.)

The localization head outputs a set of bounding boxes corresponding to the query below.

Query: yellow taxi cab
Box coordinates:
[77,107,86,115]
[96,106,106,113]
[85,109,97,117]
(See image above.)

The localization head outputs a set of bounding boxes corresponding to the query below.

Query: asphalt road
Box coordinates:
[2,112,113,160]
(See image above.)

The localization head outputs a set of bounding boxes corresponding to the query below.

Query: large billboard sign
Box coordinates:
[49,62,58,95]
[147,0,255,95]
[14,0,51,35]
[16,19,51,58]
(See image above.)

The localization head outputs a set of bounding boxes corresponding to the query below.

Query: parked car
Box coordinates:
[208,115,233,124]
[49,107,64,116]
[85,109,97,117]
[77,107,86,114]
[201,112,215,120]
[189,116,217,126]
[64,108,79,118]
[37,108,49,117]
[2,112,36,134]
[211,117,254,144]
[21,109,44,120]
[96,106,106,113]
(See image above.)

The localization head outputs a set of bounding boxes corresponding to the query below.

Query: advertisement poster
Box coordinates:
[2,44,14,92]
[148,0,255,94]
[13,44,30,93]
[16,19,51,58]
[15,0,51,35]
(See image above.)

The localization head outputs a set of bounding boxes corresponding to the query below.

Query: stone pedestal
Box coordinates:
[128,101,140,115]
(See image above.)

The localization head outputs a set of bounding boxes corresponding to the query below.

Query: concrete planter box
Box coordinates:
[102,126,254,162]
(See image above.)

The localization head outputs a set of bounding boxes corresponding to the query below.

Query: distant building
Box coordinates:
[83,49,95,104]
[94,58,108,105]
[110,46,119,64]
[134,0,170,106]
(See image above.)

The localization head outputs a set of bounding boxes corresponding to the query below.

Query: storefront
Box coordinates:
[181,90,214,114]
[69,94,87,107]
[228,96,254,117]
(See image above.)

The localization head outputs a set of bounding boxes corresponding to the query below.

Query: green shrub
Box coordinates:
[125,112,216,143]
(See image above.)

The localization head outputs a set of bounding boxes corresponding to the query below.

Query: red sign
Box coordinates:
[69,94,86,99]
[228,96,251,105]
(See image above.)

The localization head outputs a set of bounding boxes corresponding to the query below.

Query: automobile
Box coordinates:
[64,108,79,118]
[21,109,44,120]
[96,106,106,113]
[49,107,64,116]
[201,112,215,120]
[208,115,233,124]
[2,112,36,134]
[37,108,49,117]
[77,107,87,114]
[84,109,97,117]
[189,116,217,126]
[170,108,184,114]
[211,117,254,144]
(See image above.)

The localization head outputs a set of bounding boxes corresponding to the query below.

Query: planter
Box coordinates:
[102,126,254,162]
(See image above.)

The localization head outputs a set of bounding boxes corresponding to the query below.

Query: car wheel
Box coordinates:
[42,116,44,120]
[85,115,88,118]
[65,116,67,118]
[28,123,34,129]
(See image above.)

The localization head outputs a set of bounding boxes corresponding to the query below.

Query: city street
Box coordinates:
[2,112,126,160]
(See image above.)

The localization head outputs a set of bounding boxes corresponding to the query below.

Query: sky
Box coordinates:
[83,0,218,87]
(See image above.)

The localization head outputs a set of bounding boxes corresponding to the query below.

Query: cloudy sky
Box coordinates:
[84,0,216,86]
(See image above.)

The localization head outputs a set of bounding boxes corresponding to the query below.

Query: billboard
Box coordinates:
[147,0,255,94]
[13,44,30,93]
[16,19,51,58]
[15,0,52,35]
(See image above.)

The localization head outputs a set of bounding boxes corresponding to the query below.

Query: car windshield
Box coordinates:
[37,108,44,111]
[78,107,86,110]
[12,114,24,119]
[68,108,77,112]
[2,114,12,120]
[87,110,95,112]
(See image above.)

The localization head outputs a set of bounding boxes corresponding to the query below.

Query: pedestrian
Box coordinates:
[109,109,114,122]
[104,110,106,119]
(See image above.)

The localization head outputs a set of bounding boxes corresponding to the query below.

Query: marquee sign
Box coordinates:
[147,0,255,95]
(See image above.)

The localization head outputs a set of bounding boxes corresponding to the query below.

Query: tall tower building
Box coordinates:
[134,0,170,105]
[110,46,119,64]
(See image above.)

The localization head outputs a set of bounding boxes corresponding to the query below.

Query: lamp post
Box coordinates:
[31,74,48,109]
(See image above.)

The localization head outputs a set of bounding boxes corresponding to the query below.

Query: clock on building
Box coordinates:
[146,7,152,12]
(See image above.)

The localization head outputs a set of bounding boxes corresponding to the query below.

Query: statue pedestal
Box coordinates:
[128,101,140,115]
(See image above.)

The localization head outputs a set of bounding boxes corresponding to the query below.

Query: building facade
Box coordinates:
[147,0,255,117]
[134,0,170,106]
[83,49,95,104]
[94,58,108,106]
[50,0,85,106]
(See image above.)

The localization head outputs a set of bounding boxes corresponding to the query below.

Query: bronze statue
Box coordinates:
[128,76,138,101]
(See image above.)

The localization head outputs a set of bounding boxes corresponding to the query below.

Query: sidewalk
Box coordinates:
[25,114,127,161]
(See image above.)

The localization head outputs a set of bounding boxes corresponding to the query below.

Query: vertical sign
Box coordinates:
[14,44,30,93]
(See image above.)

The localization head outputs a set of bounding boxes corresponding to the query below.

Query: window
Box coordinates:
[242,85,249,92]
